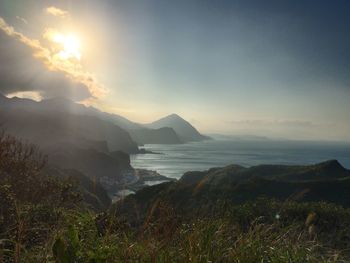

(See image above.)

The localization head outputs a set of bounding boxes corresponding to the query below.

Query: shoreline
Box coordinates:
[112,168,176,202]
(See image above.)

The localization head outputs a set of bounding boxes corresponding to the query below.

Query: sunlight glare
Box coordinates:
[52,33,81,60]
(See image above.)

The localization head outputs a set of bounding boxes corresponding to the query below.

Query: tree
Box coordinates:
[0,132,79,262]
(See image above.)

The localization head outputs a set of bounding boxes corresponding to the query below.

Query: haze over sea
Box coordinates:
[131,139,350,179]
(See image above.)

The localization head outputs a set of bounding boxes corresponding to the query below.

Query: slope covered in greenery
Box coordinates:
[1,133,350,262]
[116,161,350,222]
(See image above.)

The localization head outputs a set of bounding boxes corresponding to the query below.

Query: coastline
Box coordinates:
[112,168,176,201]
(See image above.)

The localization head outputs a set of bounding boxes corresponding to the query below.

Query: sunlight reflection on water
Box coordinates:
[131,139,350,179]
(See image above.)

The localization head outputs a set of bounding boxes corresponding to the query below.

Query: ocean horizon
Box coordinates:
[131,139,350,179]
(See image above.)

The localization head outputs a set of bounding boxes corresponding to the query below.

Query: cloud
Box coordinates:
[0,17,106,101]
[229,119,329,128]
[6,91,42,101]
[227,119,338,140]
[15,16,28,25]
[45,6,69,18]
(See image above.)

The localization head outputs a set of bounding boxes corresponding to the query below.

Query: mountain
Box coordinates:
[37,97,187,144]
[0,96,140,191]
[145,114,211,142]
[0,106,139,153]
[116,160,350,224]
[39,98,200,144]
[180,159,350,185]
[0,95,208,195]
[0,95,139,153]
[39,97,143,131]
[0,109,136,191]
[40,98,185,144]
[1,96,142,131]
[2,96,192,145]
[129,127,181,144]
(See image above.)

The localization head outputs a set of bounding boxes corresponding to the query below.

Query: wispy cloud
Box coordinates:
[45,6,69,18]
[0,17,106,101]
[229,119,331,128]
[226,118,345,141]
[15,16,28,25]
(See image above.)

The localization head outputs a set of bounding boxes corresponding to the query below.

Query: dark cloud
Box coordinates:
[0,29,92,100]
[0,16,106,101]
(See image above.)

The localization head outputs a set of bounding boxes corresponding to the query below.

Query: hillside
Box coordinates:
[44,166,112,211]
[117,160,350,223]
[1,95,204,145]
[0,97,139,153]
[0,99,140,190]
[145,114,211,142]
[129,127,181,144]
[2,133,350,262]
[46,145,133,192]
[39,97,143,131]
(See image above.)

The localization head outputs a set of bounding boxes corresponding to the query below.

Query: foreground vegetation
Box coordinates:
[1,133,350,262]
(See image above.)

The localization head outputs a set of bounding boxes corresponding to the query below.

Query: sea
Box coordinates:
[131,139,350,180]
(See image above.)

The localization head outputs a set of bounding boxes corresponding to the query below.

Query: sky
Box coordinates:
[0,0,350,141]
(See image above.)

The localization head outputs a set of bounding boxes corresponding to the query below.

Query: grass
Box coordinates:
[17,199,347,263]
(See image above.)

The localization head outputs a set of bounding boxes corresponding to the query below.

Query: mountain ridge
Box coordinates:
[1,95,208,145]
[116,160,350,225]
[145,113,211,142]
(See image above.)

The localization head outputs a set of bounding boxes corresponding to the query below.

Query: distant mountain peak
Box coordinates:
[167,113,182,119]
[146,113,211,142]
[155,113,184,123]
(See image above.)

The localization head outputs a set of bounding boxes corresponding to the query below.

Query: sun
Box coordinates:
[52,33,81,61]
